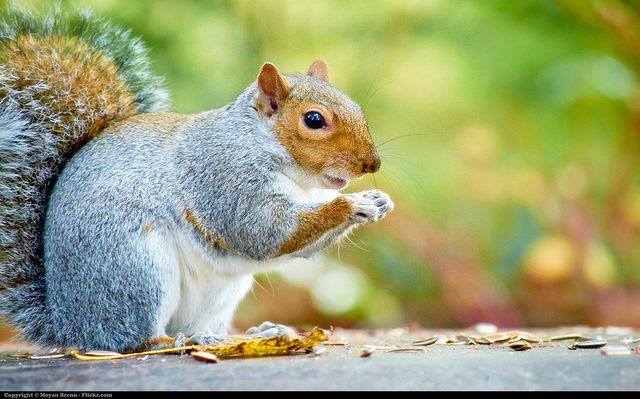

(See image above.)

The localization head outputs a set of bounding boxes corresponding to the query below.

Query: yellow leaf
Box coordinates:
[524,234,575,283]
[70,327,330,361]
[200,327,330,358]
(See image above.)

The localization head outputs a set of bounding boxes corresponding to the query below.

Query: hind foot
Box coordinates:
[246,321,296,338]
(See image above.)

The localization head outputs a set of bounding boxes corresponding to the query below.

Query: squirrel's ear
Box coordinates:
[257,62,290,118]
[307,59,328,81]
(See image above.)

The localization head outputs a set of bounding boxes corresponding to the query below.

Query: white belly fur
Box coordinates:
[147,172,336,337]
[148,223,296,337]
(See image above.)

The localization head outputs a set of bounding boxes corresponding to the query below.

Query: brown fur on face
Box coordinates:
[263,63,380,181]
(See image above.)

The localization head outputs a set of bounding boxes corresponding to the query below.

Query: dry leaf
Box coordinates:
[71,326,330,361]
[199,327,329,358]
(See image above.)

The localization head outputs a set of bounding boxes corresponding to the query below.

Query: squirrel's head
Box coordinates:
[256,60,380,190]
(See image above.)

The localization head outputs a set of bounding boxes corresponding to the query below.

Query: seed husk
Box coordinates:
[472,336,491,345]
[507,340,532,351]
[412,336,439,346]
[600,346,631,356]
[84,350,123,357]
[570,339,607,349]
[386,348,427,353]
[518,333,542,343]
[485,333,511,344]
[444,335,469,345]
[191,351,219,363]
[8,353,32,359]
[434,336,456,345]
[321,341,349,346]
[360,347,376,358]
[311,347,327,356]
[550,333,583,341]
[576,336,602,342]
[29,353,66,360]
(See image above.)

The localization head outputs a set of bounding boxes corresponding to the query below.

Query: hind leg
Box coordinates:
[44,231,169,351]
[43,193,174,351]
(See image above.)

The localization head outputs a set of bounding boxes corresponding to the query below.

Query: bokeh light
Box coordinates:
[1,0,639,342]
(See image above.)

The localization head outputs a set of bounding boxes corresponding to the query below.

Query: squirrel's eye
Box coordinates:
[304,111,326,129]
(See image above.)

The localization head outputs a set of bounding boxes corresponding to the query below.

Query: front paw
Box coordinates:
[344,189,394,224]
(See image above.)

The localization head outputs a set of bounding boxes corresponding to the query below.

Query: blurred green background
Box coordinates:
[2,0,639,338]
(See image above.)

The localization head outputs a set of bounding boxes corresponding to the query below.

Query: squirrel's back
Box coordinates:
[0,7,168,344]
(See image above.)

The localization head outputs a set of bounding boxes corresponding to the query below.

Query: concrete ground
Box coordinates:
[1,327,639,391]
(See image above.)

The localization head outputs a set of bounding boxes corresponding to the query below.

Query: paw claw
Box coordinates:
[364,190,382,199]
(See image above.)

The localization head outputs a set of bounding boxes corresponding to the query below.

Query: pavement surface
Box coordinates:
[1,326,639,391]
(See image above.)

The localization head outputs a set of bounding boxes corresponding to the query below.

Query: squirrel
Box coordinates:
[0,8,393,352]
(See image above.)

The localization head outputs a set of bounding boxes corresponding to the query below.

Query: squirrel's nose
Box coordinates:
[362,154,381,174]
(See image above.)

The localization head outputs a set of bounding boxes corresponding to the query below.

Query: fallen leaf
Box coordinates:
[201,327,329,357]
[71,326,330,361]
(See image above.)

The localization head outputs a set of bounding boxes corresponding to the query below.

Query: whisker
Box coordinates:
[253,274,275,298]
[378,149,427,186]
[379,152,417,167]
[265,272,275,295]
[383,164,423,193]
[345,234,368,252]
[375,133,434,148]
[378,165,425,202]
[376,169,398,197]
[380,155,422,182]
[336,233,368,252]
[249,284,258,300]
[362,81,386,113]
[360,71,390,113]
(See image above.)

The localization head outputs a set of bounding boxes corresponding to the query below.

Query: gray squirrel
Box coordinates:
[0,8,393,351]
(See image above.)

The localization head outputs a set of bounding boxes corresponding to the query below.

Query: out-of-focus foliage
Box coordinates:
[2,0,639,333]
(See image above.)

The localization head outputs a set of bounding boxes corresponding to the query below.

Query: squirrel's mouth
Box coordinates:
[322,174,349,190]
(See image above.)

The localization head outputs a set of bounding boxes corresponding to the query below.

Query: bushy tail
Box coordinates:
[0,7,169,344]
